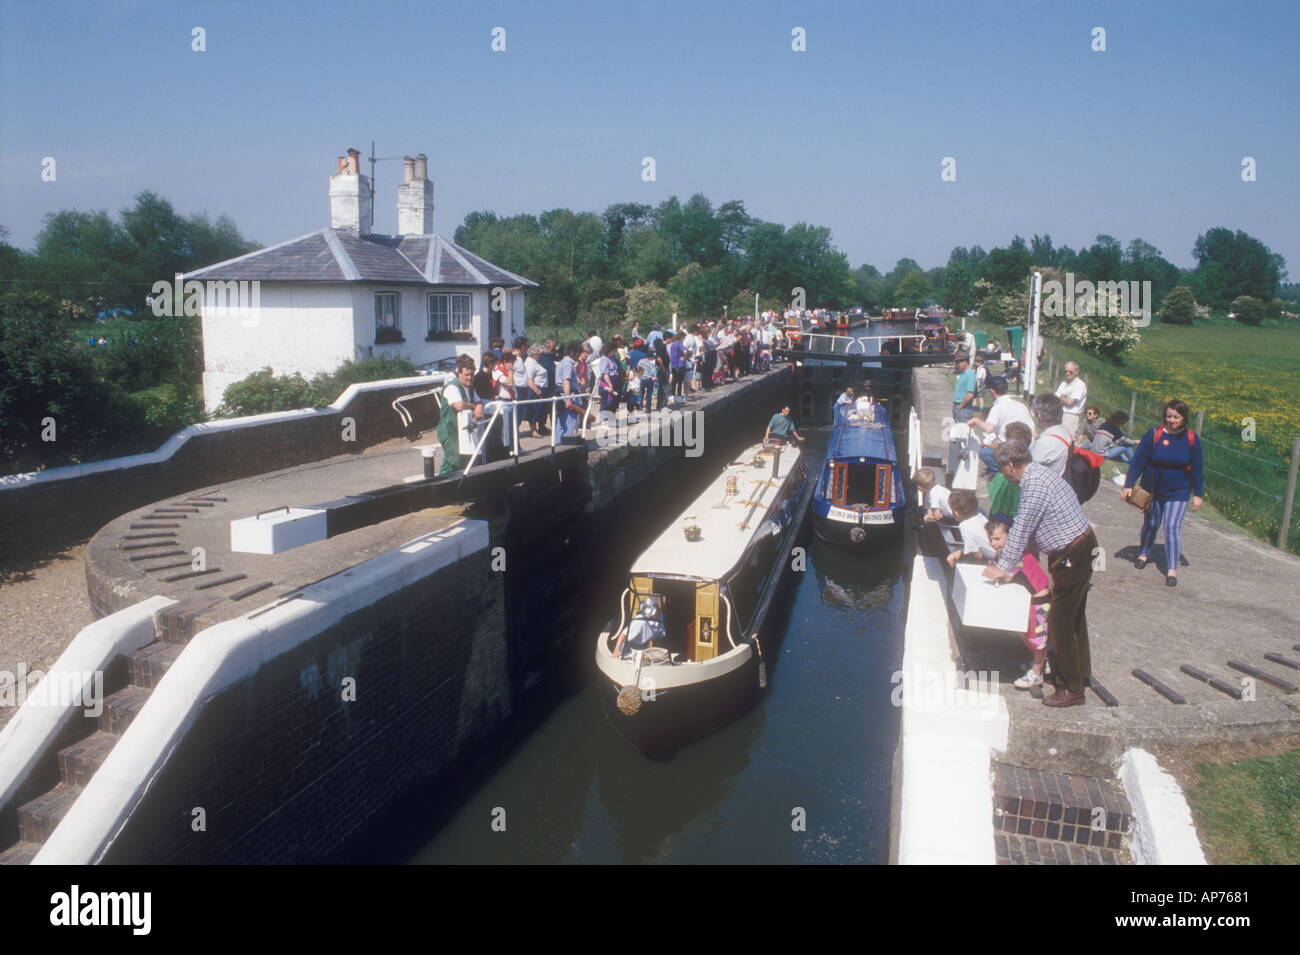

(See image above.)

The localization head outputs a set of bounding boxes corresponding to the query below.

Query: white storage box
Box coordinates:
[231,507,327,555]
[951,561,1030,632]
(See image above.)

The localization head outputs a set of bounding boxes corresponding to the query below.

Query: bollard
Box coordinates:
[1129,390,1137,431]
[422,445,440,479]
[1194,410,1204,435]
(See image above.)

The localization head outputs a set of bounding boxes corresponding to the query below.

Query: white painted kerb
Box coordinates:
[0,596,175,818]
[1120,748,1207,865]
[896,554,1009,865]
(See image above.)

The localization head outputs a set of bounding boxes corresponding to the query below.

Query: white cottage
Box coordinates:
[192,149,537,411]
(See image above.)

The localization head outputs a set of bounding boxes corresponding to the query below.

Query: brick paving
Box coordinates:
[991,761,1132,865]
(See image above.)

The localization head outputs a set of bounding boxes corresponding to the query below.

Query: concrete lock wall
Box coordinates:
[0,377,444,565]
[69,522,505,864]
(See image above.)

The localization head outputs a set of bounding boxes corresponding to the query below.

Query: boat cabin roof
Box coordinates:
[827,403,896,463]
[630,442,804,582]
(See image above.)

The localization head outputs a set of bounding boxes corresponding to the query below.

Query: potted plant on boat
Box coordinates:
[683,523,702,541]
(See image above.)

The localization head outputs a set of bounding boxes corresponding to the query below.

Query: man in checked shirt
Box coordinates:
[982,440,1097,707]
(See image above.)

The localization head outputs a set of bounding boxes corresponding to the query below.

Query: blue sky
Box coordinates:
[2,0,1297,273]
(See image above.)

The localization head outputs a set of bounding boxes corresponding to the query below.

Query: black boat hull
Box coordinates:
[812,513,903,550]
[601,652,762,758]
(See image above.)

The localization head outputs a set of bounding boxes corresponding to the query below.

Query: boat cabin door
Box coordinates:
[692,582,721,662]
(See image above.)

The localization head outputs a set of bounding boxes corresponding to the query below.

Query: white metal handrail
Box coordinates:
[390,374,451,427]
[719,590,739,650]
[799,331,856,352]
[798,333,929,356]
[460,391,593,476]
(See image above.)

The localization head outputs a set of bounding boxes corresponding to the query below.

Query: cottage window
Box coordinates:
[428,292,473,336]
[374,292,401,341]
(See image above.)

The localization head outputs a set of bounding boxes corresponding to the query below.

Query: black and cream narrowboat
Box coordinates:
[595,442,814,756]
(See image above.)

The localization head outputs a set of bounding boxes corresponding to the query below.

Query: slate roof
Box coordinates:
[186,229,538,288]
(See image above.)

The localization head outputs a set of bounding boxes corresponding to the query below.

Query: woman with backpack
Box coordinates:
[1121,399,1205,587]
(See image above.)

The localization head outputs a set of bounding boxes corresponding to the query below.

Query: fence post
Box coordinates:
[1280,436,1300,551]
[1129,391,1137,429]
[1194,410,1204,435]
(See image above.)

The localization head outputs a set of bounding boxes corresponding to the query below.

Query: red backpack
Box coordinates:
[1052,434,1103,503]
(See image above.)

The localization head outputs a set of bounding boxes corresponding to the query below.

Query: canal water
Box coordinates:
[400,324,914,865]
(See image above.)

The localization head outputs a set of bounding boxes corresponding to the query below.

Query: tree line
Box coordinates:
[0,188,1290,474]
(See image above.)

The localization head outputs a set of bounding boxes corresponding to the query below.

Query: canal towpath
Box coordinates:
[912,362,1300,776]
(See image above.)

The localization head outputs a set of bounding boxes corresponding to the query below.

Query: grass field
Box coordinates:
[1183,748,1300,864]
[961,315,1300,551]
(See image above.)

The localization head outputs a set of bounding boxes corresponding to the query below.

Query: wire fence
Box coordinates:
[1041,352,1299,554]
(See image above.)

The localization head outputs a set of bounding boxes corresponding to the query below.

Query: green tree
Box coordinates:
[1230,295,1265,326]
[617,226,678,286]
[1192,228,1286,306]
[1159,285,1197,325]
[667,262,730,316]
[942,261,977,314]
[625,282,668,326]
[979,238,1033,289]
[784,223,855,307]
[894,270,932,307]
[0,292,142,472]
[743,221,791,298]
[1074,234,1123,280]
[716,200,751,254]
[601,202,651,260]
[850,263,884,310]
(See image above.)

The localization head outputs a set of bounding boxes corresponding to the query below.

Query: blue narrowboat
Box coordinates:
[812,400,906,548]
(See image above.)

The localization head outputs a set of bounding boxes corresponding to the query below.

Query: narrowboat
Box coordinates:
[811,399,905,548]
[595,441,814,756]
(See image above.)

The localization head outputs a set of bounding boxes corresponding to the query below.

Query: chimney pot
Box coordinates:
[403,156,415,184]
[414,153,428,181]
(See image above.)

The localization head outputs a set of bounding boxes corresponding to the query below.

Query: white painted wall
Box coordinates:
[202,282,494,410]
[510,288,526,341]
[201,283,356,410]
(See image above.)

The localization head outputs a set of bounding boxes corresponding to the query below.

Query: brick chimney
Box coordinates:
[329,147,372,234]
[397,152,434,236]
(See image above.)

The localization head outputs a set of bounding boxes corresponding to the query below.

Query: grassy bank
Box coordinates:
[1180,747,1300,864]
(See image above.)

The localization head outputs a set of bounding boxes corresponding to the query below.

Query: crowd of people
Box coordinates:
[917,352,1206,707]
[434,315,792,474]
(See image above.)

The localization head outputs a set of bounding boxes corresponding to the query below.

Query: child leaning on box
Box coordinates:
[945,489,995,568]
[986,514,1051,690]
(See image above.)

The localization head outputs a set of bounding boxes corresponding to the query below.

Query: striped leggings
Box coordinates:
[1140,498,1189,572]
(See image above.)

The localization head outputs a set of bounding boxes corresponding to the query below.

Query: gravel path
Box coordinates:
[0,540,96,729]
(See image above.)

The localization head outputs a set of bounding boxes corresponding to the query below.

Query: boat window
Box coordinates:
[875,464,892,508]
[830,462,848,505]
